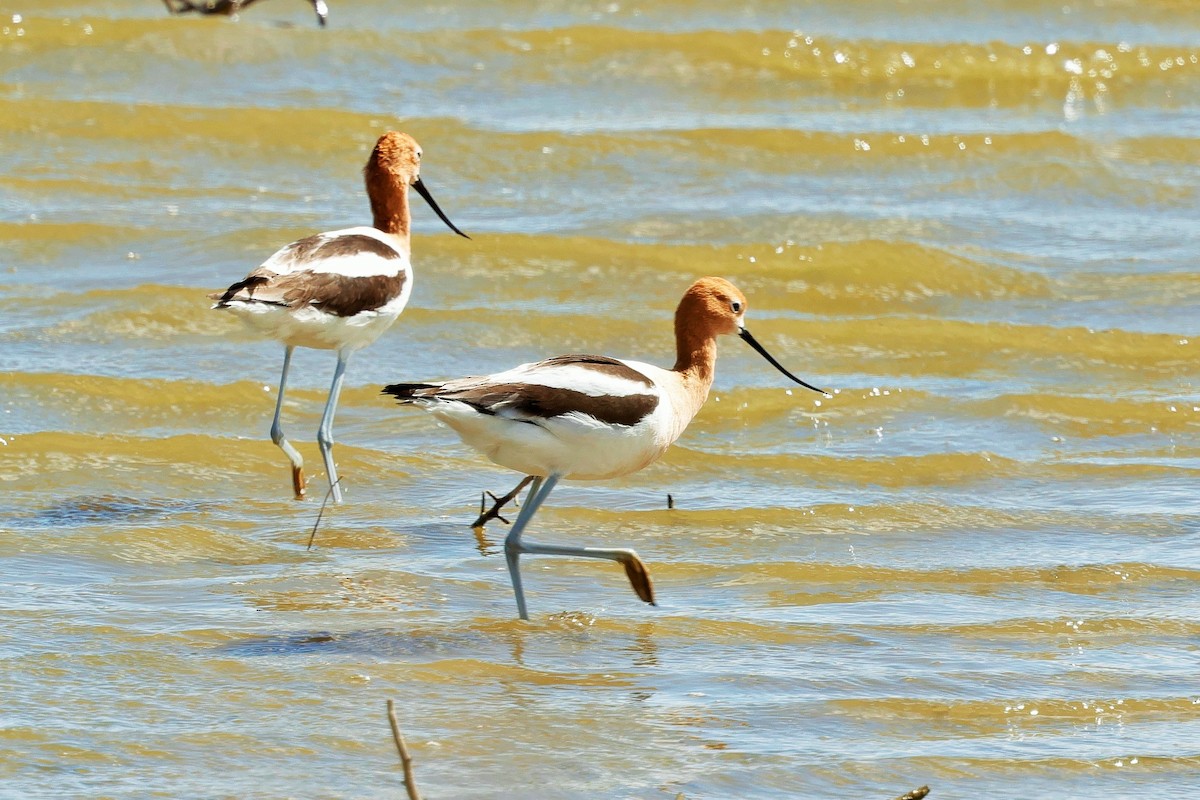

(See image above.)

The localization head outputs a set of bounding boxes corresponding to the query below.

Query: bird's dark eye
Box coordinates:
[731,301,742,313]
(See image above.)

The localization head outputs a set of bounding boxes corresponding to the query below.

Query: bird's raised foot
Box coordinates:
[292,465,307,500]
[615,551,656,605]
[470,475,535,529]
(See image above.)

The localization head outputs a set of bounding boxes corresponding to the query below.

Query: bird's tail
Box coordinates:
[208,288,233,309]
[382,382,444,403]
[208,275,285,310]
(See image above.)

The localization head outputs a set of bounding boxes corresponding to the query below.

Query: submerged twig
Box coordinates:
[386,699,422,800]
[305,477,341,551]
[470,475,535,529]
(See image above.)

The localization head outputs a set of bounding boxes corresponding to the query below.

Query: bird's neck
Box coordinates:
[368,176,412,244]
[672,323,718,414]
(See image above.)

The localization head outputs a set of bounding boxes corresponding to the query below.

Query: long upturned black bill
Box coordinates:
[412,176,471,239]
[739,328,827,395]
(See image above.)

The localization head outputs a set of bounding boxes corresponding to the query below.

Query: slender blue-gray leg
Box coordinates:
[316,351,350,504]
[271,345,306,499]
[504,474,559,620]
[501,471,657,616]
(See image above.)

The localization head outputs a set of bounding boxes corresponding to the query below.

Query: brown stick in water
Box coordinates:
[386,699,422,800]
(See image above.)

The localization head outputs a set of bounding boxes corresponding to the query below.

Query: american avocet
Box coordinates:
[211,131,468,503]
[163,0,330,27]
[382,276,826,619]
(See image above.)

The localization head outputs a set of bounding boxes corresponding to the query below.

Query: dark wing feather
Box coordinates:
[273,271,406,317]
[211,232,405,315]
[382,382,445,402]
[418,382,658,428]
[383,355,659,426]
[539,354,654,387]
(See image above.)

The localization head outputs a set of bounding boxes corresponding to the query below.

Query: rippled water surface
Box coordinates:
[3,1,1200,797]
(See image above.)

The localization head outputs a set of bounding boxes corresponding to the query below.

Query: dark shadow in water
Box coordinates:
[217,619,662,673]
[7,495,194,530]
[218,624,665,706]
[218,627,509,661]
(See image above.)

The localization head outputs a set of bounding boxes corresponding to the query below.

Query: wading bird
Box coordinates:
[162,0,329,27]
[383,276,826,619]
[212,131,469,503]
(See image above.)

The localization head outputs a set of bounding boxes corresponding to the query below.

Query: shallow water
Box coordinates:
[2,1,1200,797]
